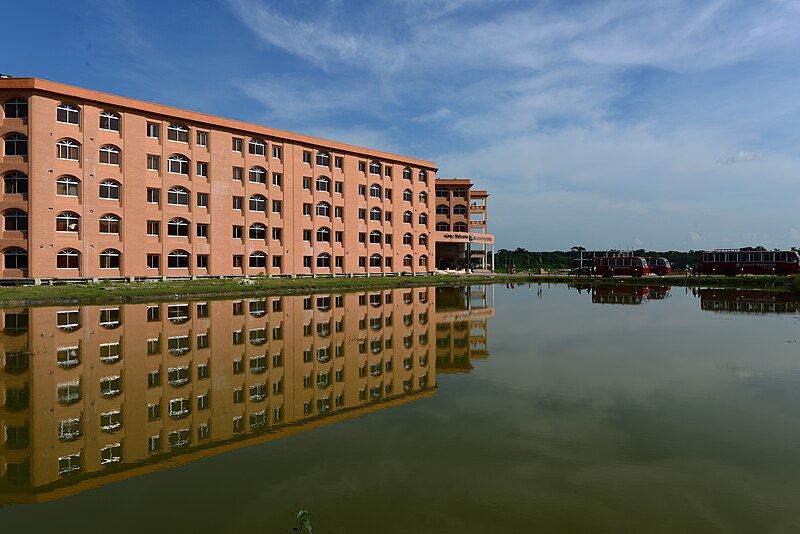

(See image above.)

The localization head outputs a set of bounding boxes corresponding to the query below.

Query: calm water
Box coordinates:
[2,284,800,533]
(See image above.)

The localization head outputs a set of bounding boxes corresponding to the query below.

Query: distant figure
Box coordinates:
[510,264,517,275]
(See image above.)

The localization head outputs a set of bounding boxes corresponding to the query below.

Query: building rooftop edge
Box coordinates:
[0,77,438,169]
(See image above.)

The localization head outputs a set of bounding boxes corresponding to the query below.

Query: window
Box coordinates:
[168,155,189,175]
[99,180,120,200]
[334,156,343,169]
[168,250,189,269]
[249,195,266,212]
[197,192,209,207]
[436,222,449,231]
[99,214,120,234]
[233,255,243,267]
[196,162,208,177]
[272,227,282,240]
[197,131,208,146]
[359,161,366,172]
[232,137,243,152]
[249,166,266,183]
[317,253,331,268]
[419,234,428,246]
[197,254,208,268]
[57,249,80,269]
[58,417,81,440]
[4,247,28,269]
[249,251,267,268]
[334,206,343,218]
[99,111,120,131]
[167,123,189,143]
[303,177,311,190]
[370,184,382,198]
[370,207,382,221]
[303,256,312,268]
[316,176,330,192]
[316,202,330,217]
[370,230,382,244]
[56,139,79,160]
[273,255,282,268]
[454,222,468,232]
[57,103,80,125]
[385,166,392,177]
[303,229,312,241]
[196,223,208,238]
[4,97,27,118]
[272,172,282,186]
[55,175,79,197]
[249,223,266,240]
[272,145,282,159]
[147,123,160,138]
[335,256,343,268]
[100,377,122,399]
[419,213,428,225]
[359,232,366,243]
[403,254,412,267]
[147,254,159,269]
[403,211,412,224]
[56,212,79,232]
[4,172,27,194]
[403,189,412,202]
[334,181,343,194]
[419,255,428,267]
[147,188,160,204]
[370,254,382,267]
[249,138,266,155]
[167,218,189,236]
[403,167,412,180]
[168,366,191,386]
[99,249,121,268]
[419,170,428,182]
[316,227,330,242]
[147,154,160,171]
[303,150,311,163]
[233,196,243,210]
[4,209,27,231]
[369,161,381,175]
[58,453,81,475]
[168,398,191,419]
[453,204,468,215]
[436,205,450,215]
[168,187,189,206]
[303,203,312,216]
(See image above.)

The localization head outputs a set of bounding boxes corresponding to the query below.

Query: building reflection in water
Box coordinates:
[0,286,493,504]
[698,288,798,315]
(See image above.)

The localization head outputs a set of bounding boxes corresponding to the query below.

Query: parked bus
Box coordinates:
[699,249,800,276]
[646,257,672,276]
[592,256,649,278]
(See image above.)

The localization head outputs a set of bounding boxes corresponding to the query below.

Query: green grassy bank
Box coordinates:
[1,273,799,308]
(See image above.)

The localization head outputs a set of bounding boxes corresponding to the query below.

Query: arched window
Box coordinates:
[418,213,428,225]
[249,194,267,212]
[168,250,190,268]
[57,103,80,125]
[168,155,189,175]
[56,212,80,232]
[249,166,266,183]
[419,170,428,183]
[316,152,330,166]
[436,222,450,231]
[403,189,412,202]
[167,187,189,206]
[316,227,330,242]
[403,233,412,245]
[99,249,121,269]
[167,218,189,236]
[56,139,80,160]
[4,247,27,269]
[419,191,428,205]
[4,172,27,194]
[56,175,80,197]
[369,230,382,244]
[4,98,27,118]
[370,207,382,221]
[249,138,266,155]
[403,255,412,267]
[369,161,381,175]
[419,255,428,267]
[57,249,80,269]
[453,204,468,215]
[403,211,412,223]
[403,167,412,180]
[99,180,121,200]
[249,251,267,268]
[419,234,428,246]
[167,123,189,142]
[99,111,120,131]
[369,254,382,267]
[4,134,27,156]
[370,184,382,198]
[316,253,331,268]
[99,214,120,234]
[4,209,27,231]
[453,222,468,232]
[316,176,330,192]
[436,205,449,215]
[249,223,267,240]
[316,202,330,217]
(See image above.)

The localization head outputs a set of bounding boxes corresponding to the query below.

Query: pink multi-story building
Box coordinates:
[0,77,451,279]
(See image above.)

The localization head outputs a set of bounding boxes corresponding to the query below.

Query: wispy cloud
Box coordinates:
[716,151,762,164]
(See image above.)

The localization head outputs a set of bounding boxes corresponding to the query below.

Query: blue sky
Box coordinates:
[7,0,800,250]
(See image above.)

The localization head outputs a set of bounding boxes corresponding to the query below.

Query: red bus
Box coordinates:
[699,249,800,276]
[592,256,649,277]
[646,257,672,276]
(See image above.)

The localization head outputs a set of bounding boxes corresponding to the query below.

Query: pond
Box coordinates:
[1,284,799,533]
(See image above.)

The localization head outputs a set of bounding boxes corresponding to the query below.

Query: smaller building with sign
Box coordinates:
[433,178,494,271]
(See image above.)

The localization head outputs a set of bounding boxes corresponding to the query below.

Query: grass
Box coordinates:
[1,273,798,308]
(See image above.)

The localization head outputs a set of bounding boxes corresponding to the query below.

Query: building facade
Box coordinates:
[433,178,494,271]
[0,78,444,279]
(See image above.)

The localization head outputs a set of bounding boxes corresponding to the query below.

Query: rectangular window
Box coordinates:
[335,156,343,169]
[272,200,282,213]
[233,255,243,268]
[303,150,311,164]
[147,188,160,204]
[359,232,366,243]
[197,131,208,147]
[335,256,343,268]
[335,181,343,193]
[196,254,208,268]
[232,138,243,152]
[196,192,208,207]
[385,188,392,200]
[303,256,312,268]
[233,196,243,210]
[272,145,282,159]
[272,227,282,241]
[147,123,160,138]
[358,161,366,172]
[303,203,311,216]
[196,162,208,177]
[147,154,160,171]
[359,256,366,268]
[147,337,160,354]
[232,226,243,239]
[335,231,343,243]
[147,220,159,236]
[303,229,311,241]
[272,173,282,186]
[385,166,392,177]
[197,224,208,238]
[358,185,366,196]
[197,362,210,379]
[147,254,160,269]
[358,209,366,220]
[334,206,343,218]
[303,177,311,190]
[232,166,243,181]
[272,255,282,268]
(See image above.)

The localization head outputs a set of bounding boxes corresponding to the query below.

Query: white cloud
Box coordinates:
[716,151,762,164]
